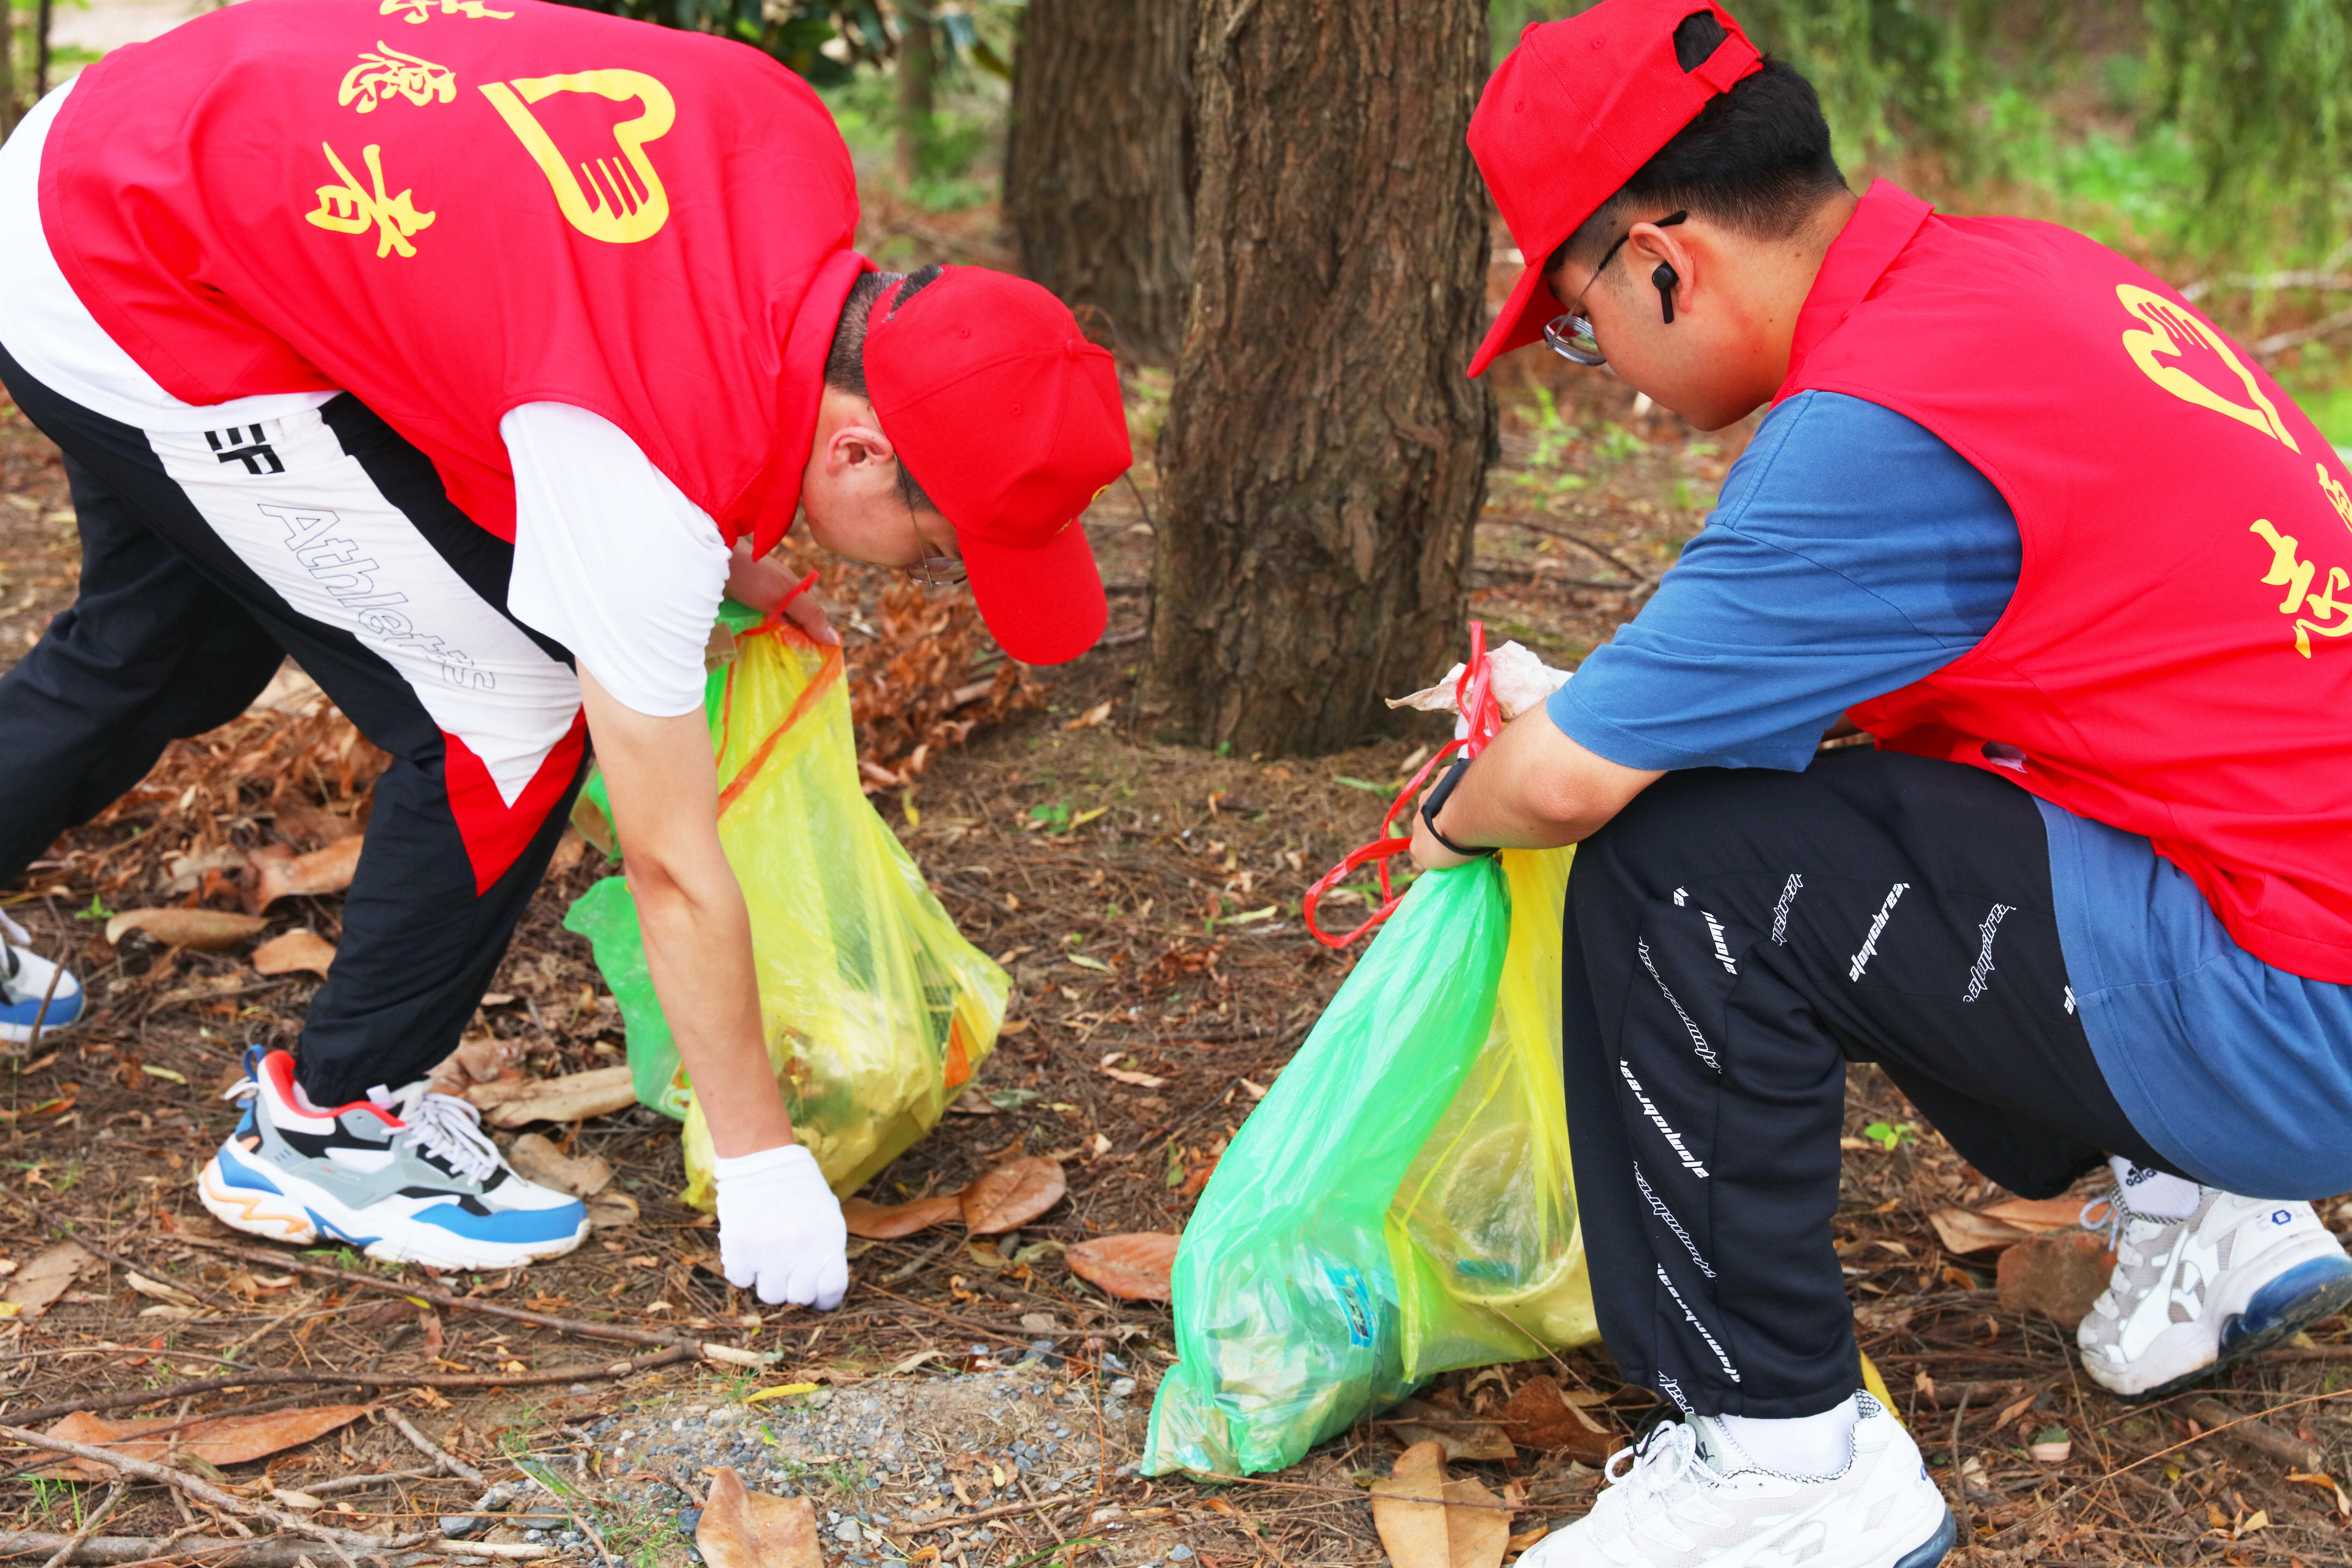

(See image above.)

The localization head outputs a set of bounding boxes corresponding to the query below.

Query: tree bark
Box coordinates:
[895,6,936,188]
[1139,0,1497,757]
[1003,0,1195,363]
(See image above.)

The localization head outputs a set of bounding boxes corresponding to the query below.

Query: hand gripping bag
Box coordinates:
[563,604,1008,1201]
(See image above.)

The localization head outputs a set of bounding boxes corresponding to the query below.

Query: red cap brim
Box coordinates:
[961,518,1107,666]
[1466,253,1566,378]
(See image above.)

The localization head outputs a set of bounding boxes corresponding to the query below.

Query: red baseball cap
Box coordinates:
[1465,0,1763,377]
[863,267,1132,665]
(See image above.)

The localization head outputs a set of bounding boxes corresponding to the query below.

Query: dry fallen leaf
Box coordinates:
[1982,1196,2094,1233]
[427,1035,524,1095]
[2,1241,95,1321]
[1927,1207,2041,1256]
[103,909,267,950]
[842,1194,964,1240]
[245,835,364,914]
[506,1133,614,1198]
[1370,1441,1510,1568]
[1497,1376,1623,1465]
[697,1467,822,1568]
[125,1272,202,1310]
[251,929,337,978]
[585,1190,640,1230]
[1389,1397,1517,1463]
[37,1405,368,1482]
[1065,1232,1178,1300]
[547,828,588,875]
[960,1155,1068,1234]
[464,1066,636,1128]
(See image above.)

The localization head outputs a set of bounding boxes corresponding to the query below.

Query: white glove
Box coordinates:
[713,1144,849,1310]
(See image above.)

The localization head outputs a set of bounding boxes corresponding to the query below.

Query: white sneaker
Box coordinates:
[199,1047,587,1271]
[2078,1185,2352,1399]
[1519,1393,1955,1568]
[0,910,83,1045]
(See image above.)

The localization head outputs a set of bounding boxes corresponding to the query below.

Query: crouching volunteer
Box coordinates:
[1412,2,2352,1562]
[0,0,1127,1301]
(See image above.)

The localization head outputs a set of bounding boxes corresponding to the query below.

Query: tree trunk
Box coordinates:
[1003,0,1195,363]
[894,7,935,188]
[1,3,18,143]
[1138,0,1496,757]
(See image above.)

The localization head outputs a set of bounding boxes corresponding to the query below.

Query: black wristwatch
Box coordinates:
[1419,757,1495,859]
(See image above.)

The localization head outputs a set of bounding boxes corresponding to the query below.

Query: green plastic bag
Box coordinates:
[1143,859,1503,1476]
[1144,846,1595,1476]
[562,603,1007,1201]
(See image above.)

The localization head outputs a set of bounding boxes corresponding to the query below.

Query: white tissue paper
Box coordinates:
[1386,640,1571,726]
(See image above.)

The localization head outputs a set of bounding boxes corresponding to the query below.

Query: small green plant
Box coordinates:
[72,896,114,922]
[1860,1120,1919,1152]
[1028,801,1071,830]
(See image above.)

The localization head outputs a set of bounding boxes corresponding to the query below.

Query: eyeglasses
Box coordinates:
[905,555,968,587]
[1543,210,1687,367]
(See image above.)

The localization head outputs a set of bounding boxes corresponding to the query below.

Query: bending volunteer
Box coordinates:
[0,0,1127,1307]
[1415,4,2352,1566]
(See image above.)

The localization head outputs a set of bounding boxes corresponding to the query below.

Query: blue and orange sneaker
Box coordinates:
[0,909,82,1046]
[199,1047,587,1270]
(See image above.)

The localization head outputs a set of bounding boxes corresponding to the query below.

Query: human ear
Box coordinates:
[1626,221,1696,322]
[826,421,899,483]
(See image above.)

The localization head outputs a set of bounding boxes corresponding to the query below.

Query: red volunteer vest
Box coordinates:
[40,0,864,553]
[1788,182,2352,982]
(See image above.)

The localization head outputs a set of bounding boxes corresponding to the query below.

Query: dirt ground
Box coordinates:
[4,225,2352,1568]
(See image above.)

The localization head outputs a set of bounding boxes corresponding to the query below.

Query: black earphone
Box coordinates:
[1653,261,1679,325]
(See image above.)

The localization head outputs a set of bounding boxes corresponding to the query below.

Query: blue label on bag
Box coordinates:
[1325,1265,1375,1347]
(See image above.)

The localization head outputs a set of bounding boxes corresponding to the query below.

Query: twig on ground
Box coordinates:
[0,1389,369,1483]
[175,1238,691,1348]
[176,1238,771,1366]
[1484,515,1655,585]
[0,1535,547,1565]
[900,1494,1078,1534]
[301,1471,437,1497]
[1988,1384,2352,1547]
[0,1422,424,1558]
[1949,1387,1974,1559]
[387,1410,483,1485]
[2178,1395,2325,1472]
[0,1346,693,1428]
[35,1478,123,1568]
[2,1196,234,1311]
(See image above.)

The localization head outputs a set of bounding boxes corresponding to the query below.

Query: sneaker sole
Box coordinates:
[199,1149,587,1272]
[2122,1256,2352,1403]
[1893,1508,1958,1568]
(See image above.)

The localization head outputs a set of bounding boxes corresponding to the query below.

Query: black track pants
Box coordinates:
[1562,746,2180,1419]
[0,344,586,1102]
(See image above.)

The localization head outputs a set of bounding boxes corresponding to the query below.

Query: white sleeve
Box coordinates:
[502,401,731,719]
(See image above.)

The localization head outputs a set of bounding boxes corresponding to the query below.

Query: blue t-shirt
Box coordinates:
[1549,390,2352,1198]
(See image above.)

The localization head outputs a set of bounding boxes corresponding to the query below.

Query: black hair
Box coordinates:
[1545,12,1848,279]
[822,265,947,517]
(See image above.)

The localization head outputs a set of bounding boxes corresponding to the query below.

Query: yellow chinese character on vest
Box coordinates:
[305,142,436,260]
[339,44,457,113]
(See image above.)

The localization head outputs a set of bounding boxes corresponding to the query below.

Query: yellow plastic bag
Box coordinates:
[568,617,1008,1206]
[1387,845,1597,1377]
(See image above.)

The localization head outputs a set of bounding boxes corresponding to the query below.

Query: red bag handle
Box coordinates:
[1303,622,1501,949]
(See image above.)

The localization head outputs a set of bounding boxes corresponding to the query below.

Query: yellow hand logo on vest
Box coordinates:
[2116,285,2300,453]
[480,70,673,244]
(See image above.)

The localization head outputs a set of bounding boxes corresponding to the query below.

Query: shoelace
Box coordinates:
[1602,1417,1718,1502]
[383,1083,501,1184]
[218,1072,501,1184]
